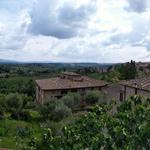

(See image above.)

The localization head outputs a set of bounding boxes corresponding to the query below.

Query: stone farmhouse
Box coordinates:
[106,76,150,102]
[36,71,150,104]
[120,77,150,101]
[36,72,108,104]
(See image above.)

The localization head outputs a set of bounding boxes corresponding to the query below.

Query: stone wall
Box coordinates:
[106,84,150,102]
[125,86,136,100]
[36,85,44,104]
[105,84,150,101]
[106,84,123,102]
[41,86,108,103]
[38,84,150,104]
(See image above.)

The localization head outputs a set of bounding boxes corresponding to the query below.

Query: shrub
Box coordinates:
[51,103,72,121]
[20,110,31,121]
[23,79,35,98]
[71,93,80,105]
[85,91,101,105]
[39,97,72,121]
[0,127,8,136]
[146,97,150,105]
[11,110,31,121]
[0,94,6,117]
[22,95,33,108]
[98,93,108,104]
[5,93,23,113]
[0,93,6,107]
[0,106,4,119]
[5,93,24,120]
[25,101,36,109]
[16,126,31,138]
[39,98,60,119]
[62,95,74,109]
[62,93,80,109]
[131,95,142,105]
[43,121,64,136]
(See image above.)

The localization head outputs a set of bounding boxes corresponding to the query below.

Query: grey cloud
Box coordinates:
[58,4,95,25]
[126,0,148,13]
[103,16,150,50]
[28,16,77,39]
[0,11,29,51]
[28,0,96,39]
[28,0,74,39]
[0,33,28,51]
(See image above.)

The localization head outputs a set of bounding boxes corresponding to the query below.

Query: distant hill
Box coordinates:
[0,59,116,66]
[0,59,19,64]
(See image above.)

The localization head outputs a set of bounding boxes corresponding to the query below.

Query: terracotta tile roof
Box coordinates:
[62,71,80,76]
[120,77,150,91]
[36,76,108,90]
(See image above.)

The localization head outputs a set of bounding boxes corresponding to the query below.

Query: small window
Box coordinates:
[71,89,77,92]
[61,90,68,95]
[120,92,124,102]
[135,88,138,94]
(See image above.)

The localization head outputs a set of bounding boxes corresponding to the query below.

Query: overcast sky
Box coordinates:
[0,0,150,63]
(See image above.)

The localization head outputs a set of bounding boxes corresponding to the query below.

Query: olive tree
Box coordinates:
[0,94,6,117]
[5,93,23,119]
[39,97,72,121]
[85,91,101,105]
[51,103,72,121]
[61,93,80,109]
[39,98,58,119]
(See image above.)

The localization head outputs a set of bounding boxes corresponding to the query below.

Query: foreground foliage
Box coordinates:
[17,96,150,150]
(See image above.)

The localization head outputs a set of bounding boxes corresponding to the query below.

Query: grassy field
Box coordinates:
[0,111,81,149]
[0,119,38,149]
[0,110,42,149]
